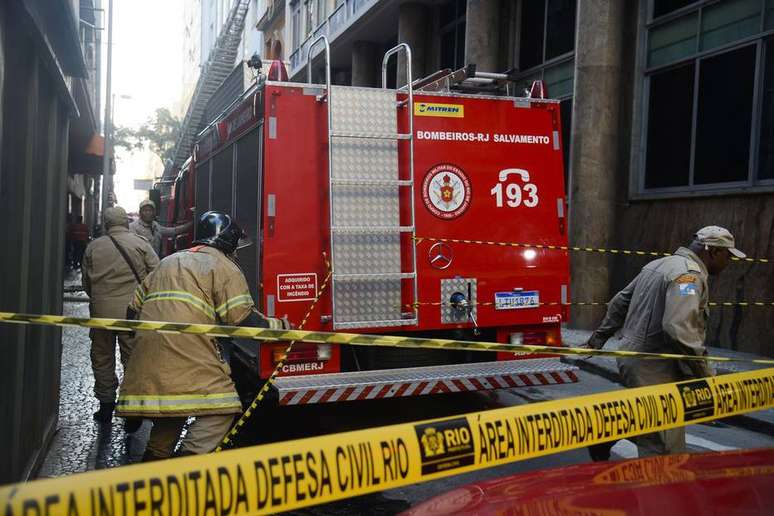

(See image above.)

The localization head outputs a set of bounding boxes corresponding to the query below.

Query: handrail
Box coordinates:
[381,43,418,323]
[306,35,331,88]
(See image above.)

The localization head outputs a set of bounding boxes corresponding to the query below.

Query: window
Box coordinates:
[693,46,756,184]
[315,0,326,27]
[304,0,314,38]
[645,64,695,188]
[758,38,774,179]
[291,1,301,50]
[440,0,466,70]
[518,0,577,71]
[513,0,577,190]
[653,0,698,18]
[641,0,774,194]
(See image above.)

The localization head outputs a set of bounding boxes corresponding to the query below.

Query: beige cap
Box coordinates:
[104,206,129,227]
[695,226,746,258]
[139,199,156,211]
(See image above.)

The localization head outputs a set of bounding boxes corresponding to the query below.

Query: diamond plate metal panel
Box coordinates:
[331,185,399,227]
[330,86,396,135]
[273,358,578,390]
[441,278,477,324]
[333,233,400,275]
[334,279,402,324]
[331,139,397,181]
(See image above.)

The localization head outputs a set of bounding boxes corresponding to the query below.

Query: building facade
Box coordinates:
[179,0,266,119]
[278,0,773,356]
[0,0,102,483]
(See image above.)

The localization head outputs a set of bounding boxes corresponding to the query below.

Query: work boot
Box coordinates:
[93,402,115,423]
[123,417,142,434]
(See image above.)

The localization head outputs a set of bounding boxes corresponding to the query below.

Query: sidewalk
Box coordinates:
[36,271,145,478]
[561,327,774,435]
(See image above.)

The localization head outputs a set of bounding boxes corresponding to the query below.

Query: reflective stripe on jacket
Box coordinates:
[117,245,254,417]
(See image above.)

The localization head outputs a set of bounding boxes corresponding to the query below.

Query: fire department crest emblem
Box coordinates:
[422,164,471,220]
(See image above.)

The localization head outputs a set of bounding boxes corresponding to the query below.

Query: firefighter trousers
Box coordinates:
[144,415,235,460]
[90,329,134,403]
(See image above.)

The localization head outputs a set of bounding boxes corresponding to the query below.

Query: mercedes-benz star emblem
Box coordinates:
[428,242,453,269]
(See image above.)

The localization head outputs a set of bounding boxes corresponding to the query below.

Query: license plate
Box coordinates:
[495,291,540,310]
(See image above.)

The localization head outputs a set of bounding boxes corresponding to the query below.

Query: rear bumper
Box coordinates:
[273,358,578,406]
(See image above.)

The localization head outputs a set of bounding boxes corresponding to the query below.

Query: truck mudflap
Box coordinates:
[273,358,578,406]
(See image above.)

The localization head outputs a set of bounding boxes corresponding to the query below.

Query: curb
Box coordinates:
[561,356,774,438]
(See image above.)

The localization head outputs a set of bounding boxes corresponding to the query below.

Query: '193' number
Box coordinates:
[490,182,538,208]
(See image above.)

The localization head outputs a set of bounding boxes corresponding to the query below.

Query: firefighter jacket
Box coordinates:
[587,247,713,381]
[116,245,274,418]
[82,226,159,319]
[129,219,177,256]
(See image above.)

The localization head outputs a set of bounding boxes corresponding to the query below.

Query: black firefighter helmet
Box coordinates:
[193,211,248,255]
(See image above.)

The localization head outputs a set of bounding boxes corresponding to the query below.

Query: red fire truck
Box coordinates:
[156,41,577,407]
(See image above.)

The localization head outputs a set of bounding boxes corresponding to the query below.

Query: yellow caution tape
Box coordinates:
[1,311,773,365]
[415,236,770,264]
[2,368,772,515]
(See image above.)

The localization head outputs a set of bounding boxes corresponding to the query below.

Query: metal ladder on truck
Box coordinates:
[306,37,419,330]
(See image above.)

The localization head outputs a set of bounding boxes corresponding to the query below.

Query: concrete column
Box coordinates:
[464,0,499,71]
[568,0,626,329]
[397,2,428,87]
[351,41,379,87]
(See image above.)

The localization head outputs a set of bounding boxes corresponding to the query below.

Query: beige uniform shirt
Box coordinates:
[129,219,176,256]
[589,247,712,381]
[82,226,159,318]
[117,245,257,418]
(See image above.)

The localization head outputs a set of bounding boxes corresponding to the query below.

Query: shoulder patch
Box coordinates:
[685,259,702,272]
[676,274,697,284]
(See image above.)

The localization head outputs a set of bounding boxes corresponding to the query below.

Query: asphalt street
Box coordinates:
[37,283,774,514]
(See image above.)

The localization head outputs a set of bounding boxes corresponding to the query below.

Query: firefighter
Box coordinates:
[129,199,192,256]
[583,226,744,458]
[82,206,159,423]
[116,211,289,460]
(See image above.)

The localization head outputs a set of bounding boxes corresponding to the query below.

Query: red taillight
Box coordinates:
[510,329,561,347]
[272,344,332,364]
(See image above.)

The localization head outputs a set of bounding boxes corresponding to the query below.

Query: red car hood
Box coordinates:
[403,448,774,516]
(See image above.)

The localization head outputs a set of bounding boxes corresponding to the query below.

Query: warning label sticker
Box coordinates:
[277,273,318,302]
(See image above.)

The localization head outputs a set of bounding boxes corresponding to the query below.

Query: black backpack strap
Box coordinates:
[107,234,143,284]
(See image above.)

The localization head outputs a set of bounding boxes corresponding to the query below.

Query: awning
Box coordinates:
[69,133,113,176]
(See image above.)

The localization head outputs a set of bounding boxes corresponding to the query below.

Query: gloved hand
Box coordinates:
[266,316,293,330]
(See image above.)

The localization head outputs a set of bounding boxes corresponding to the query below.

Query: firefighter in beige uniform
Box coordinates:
[129,199,192,256]
[585,226,744,457]
[82,206,159,423]
[117,211,288,460]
